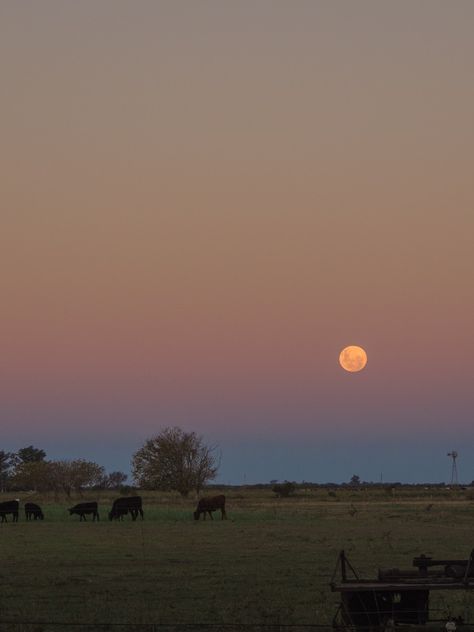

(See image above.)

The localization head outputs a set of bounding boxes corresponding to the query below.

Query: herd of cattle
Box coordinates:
[0,494,227,523]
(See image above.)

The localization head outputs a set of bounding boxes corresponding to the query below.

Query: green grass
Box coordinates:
[1,489,474,631]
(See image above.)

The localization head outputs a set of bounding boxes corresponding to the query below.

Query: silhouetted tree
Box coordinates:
[103,471,128,489]
[17,445,46,463]
[49,460,105,497]
[11,458,107,496]
[350,474,361,486]
[0,451,15,492]
[11,460,53,492]
[132,427,219,496]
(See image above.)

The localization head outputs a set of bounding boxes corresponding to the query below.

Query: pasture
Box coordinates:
[1,487,474,631]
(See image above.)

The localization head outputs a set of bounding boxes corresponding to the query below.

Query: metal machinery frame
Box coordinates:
[330,550,474,630]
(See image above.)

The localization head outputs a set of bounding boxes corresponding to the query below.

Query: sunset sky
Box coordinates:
[2,1,473,484]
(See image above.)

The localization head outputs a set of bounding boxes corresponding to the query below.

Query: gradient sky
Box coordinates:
[1,1,473,484]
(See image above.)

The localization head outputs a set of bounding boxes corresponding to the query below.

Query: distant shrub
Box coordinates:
[328,490,337,498]
[272,481,296,498]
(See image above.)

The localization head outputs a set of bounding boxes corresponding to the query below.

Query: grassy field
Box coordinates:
[1,487,474,631]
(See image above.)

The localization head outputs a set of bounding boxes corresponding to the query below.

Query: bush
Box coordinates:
[272,481,296,498]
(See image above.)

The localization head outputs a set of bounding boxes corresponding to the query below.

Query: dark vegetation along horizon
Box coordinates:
[1,437,464,497]
[0,428,218,497]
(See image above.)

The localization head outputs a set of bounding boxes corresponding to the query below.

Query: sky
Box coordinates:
[1,1,473,484]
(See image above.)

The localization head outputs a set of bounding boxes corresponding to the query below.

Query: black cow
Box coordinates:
[193,494,227,521]
[25,502,44,521]
[68,502,99,521]
[109,496,143,521]
[0,499,19,523]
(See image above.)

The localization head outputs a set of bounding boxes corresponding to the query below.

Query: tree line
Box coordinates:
[0,446,128,497]
[1,427,219,497]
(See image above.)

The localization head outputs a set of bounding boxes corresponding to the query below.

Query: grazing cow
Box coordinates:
[109,496,144,521]
[25,502,44,521]
[193,494,227,521]
[68,502,99,522]
[0,499,19,523]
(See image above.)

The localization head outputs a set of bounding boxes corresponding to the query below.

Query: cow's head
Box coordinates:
[108,510,115,521]
[68,508,74,515]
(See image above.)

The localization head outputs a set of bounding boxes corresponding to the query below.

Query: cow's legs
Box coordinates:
[208,511,213,520]
[13,512,18,523]
[221,509,227,520]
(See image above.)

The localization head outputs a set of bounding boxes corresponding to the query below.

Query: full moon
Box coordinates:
[339,345,368,372]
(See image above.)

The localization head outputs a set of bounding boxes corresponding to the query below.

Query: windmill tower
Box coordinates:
[447,451,459,485]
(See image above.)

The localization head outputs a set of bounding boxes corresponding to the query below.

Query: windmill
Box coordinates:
[447,450,459,485]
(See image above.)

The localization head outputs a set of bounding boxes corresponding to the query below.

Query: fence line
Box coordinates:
[3,624,474,632]
[4,621,474,631]
[0,623,335,630]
